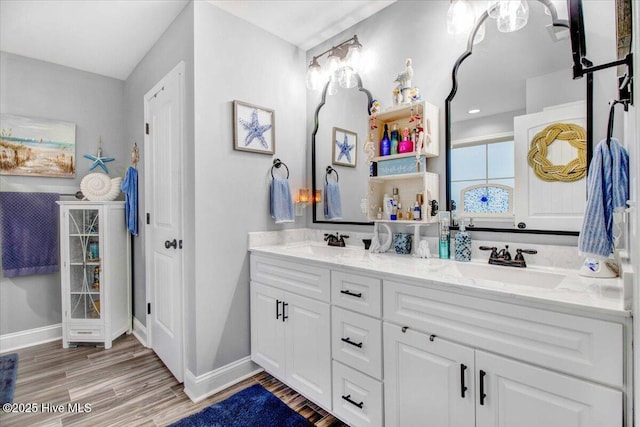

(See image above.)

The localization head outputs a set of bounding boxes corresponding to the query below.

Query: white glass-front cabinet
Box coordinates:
[58,201,131,349]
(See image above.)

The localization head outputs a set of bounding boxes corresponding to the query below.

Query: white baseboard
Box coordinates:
[0,323,62,353]
[132,317,148,347]
[184,356,263,403]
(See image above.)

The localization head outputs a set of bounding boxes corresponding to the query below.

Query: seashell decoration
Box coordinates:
[80,173,122,201]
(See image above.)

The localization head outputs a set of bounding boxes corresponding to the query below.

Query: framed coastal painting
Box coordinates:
[0,114,76,178]
[332,127,357,167]
[233,100,275,154]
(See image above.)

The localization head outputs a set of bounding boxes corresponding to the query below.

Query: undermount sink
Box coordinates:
[282,243,361,258]
[451,263,565,289]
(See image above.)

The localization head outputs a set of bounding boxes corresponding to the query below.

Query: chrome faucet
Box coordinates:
[324,232,349,247]
[479,245,537,268]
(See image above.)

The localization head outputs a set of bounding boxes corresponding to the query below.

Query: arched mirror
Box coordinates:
[445,0,591,235]
[311,74,373,225]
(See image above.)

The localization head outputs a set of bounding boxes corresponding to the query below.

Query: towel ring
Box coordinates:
[271,158,289,179]
[325,166,339,184]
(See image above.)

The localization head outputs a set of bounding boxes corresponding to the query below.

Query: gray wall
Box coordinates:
[0,52,127,334]
[123,1,194,330]
[192,1,306,375]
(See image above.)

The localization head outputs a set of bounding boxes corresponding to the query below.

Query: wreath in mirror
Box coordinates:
[527,122,586,182]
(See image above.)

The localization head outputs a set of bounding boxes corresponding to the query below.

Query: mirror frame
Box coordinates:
[311,74,374,225]
[445,0,592,236]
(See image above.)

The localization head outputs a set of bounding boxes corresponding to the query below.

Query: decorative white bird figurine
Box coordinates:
[394,58,414,89]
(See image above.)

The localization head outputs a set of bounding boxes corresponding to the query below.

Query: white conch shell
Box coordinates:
[80,173,122,201]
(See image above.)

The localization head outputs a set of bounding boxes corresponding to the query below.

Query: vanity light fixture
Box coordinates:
[294,188,311,217]
[305,35,363,91]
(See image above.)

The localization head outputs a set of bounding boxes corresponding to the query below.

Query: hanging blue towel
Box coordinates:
[121,166,138,236]
[0,192,60,277]
[324,181,343,220]
[578,138,629,258]
[270,177,294,223]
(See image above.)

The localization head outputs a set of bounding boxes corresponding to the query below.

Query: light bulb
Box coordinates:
[345,39,363,72]
[325,50,342,78]
[447,0,476,35]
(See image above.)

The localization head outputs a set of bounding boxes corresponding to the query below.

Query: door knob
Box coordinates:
[165,239,177,249]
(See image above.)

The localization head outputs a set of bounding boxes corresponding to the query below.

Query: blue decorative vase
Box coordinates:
[393,233,412,255]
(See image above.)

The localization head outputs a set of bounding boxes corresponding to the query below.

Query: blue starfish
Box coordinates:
[84,148,115,173]
[335,134,354,163]
[240,109,272,149]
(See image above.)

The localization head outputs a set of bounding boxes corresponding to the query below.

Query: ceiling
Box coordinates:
[0,0,395,81]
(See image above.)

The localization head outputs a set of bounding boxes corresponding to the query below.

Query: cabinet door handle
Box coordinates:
[341,394,364,409]
[340,289,362,298]
[479,370,487,405]
[282,302,288,322]
[460,364,468,398]
[164,239,177,249]
[276,299,281,320]
[341,337,363,348]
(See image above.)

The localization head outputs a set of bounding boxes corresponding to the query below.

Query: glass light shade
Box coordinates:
[326,75,339,96]
[339,66,358,89]
[447,0,476,35]
[297,188,310,204]
[345,42,363,72]
[496,0,529,32]
[314,189,322,203]
[487,0,499,17]
[325,50,342,77]
[305,60,324,91]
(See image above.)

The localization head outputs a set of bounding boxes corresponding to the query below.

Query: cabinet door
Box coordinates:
[384,323,475,427]
[250,282,285,379]
[284,291,331,409]
[66,207,102,321]
[475,351,622,427]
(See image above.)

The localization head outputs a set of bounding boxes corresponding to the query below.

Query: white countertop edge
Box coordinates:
[249,243,628,321]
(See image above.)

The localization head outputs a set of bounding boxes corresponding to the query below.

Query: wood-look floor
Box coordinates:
[0,334,348,427]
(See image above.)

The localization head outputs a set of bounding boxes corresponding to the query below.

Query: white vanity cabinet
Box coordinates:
[58,201,131,349]
[250,255,331,409]
[383,279,624,427]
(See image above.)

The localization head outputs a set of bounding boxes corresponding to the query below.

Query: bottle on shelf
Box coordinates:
[399,127,413,153]
[390,124,399,155]
[380,124,391,156]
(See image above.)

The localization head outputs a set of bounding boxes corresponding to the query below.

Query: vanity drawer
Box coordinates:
[383,280,623,387]
[332,307,382,380]
[331,271,381,317]
[250,255,330,302]
[66,323,104,341]
[332,360,383,427]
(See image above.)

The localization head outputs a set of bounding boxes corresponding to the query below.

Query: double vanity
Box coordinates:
[249,238,629,427]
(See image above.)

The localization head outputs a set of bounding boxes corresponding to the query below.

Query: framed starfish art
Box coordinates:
[332,127,357,168]
[233,100,275,154]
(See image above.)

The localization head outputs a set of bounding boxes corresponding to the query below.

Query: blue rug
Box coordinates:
[0,353,18,405]
[170,384,313,427]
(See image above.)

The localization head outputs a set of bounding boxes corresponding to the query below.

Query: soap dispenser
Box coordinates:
[454,218,472,262]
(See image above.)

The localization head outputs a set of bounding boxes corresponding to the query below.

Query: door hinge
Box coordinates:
[146,213,150,224]
[145,123,149,135]
[147,303,151,315]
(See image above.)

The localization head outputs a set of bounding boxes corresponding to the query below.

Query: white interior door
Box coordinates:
[514,101,586,231]
[144,62,184,382]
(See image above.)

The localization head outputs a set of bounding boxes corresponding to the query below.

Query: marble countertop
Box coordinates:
[249,241,628,319]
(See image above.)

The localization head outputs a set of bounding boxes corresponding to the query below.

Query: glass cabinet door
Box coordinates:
[67,208,101,320]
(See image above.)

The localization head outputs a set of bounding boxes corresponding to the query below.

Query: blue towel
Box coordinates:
[270,177,294,223]
[121,166,138,236]
[324,182,343,220]
[0,192,60,277]
[578,138,629,258]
